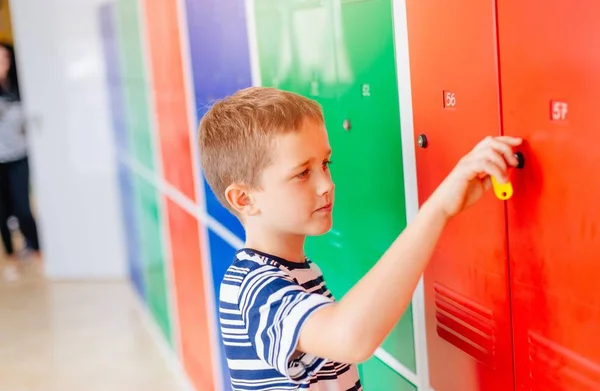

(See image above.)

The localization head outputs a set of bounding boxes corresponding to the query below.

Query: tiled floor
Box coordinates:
[0,252,187,391]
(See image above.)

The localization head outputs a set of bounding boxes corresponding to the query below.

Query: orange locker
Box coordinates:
[498,1,600,390]
[405,1,514,390]
[409,0,600,389]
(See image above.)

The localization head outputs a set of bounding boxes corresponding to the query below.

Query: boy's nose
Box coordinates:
[317,174,335,196]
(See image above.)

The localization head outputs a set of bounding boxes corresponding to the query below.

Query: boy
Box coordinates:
[198,87,521,390]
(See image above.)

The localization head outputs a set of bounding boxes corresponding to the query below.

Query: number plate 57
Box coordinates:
[551,100,568,121]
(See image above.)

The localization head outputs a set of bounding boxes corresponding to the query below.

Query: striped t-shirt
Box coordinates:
[219,248,362,390]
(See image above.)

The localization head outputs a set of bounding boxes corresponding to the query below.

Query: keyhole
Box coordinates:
[514,152,525,169]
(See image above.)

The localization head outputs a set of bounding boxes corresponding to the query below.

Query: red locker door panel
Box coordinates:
[144,0,196,201]
[406,1,514,390]
[498,2,600,390]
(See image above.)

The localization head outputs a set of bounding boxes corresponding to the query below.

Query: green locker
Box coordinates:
[135,176,172,342]
[116,0,172,344]
[116,0,155,170]
[360,357,417,391]
[254,0,416,385]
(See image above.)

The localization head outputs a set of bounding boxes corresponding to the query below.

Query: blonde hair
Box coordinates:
[198,86,324,213]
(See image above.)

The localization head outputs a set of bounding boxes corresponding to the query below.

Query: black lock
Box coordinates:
[417,134,428,148]
[514,151,525,169]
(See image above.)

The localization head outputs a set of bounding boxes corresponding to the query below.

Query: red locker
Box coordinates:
[498,2,600,390]
[143,1,217,389]
[406,1,515,390]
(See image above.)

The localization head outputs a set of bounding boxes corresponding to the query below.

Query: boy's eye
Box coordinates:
[295,160,331,179]
[296,169,309,179]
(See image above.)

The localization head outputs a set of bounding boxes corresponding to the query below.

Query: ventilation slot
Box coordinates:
[528,332,600,391]
[434,283,496,368]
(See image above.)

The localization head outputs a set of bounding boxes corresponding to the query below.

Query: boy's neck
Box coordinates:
[244,229,307,264]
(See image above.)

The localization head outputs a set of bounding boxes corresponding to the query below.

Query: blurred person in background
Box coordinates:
[0,42,41,282]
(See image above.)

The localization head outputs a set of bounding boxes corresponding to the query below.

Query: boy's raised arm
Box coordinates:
[296,136,522,364]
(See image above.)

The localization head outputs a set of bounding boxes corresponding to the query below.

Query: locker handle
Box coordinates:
[491,152,524,200]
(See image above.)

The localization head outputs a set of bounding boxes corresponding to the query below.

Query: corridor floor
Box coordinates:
[0,255,188,391]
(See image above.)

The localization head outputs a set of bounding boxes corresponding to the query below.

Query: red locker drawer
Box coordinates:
[405,0,515,389]
[498,1,600,390]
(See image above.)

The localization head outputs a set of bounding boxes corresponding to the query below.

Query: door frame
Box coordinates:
[391,0,431,389]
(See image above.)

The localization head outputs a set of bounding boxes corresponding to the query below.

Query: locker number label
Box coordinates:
[444,91,456,108]
[551,100,568,121]
[362,84,371,97]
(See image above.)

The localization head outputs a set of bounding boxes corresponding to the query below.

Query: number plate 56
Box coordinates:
[444,91,456,109]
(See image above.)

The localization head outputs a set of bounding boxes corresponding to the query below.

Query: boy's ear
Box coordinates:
[225,184,259,216]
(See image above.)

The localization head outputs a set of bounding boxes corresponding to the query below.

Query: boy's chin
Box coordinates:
[305,220,334,236]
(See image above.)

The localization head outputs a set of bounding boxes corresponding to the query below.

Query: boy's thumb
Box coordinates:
[482,177,492,191]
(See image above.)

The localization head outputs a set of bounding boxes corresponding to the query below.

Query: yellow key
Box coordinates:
[491,176,513,200]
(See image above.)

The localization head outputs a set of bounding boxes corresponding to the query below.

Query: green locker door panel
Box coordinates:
[330,0,407,262]
[255,0,339,118]
[135,176,172,343]
[254,1,295,91]
[116,0,155,170]
[359,357,417,391]
[115,0,172,345]
[255,0,414,374]
[311,0,416,371]
[331,0,415,370]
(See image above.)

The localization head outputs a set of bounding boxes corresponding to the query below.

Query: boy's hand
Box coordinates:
[427,136,523,218]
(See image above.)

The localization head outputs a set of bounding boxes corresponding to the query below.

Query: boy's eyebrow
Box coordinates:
[291,159,311,171]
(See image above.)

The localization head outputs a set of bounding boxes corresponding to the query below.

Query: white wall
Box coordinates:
[9,0,126,279]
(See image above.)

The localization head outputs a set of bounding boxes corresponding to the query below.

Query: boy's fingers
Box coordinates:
[480,148,508,173]
[482,176,492,191]
[473,136,521,167]
[495,136,523,146]
[482,161,506,184]
[487,139,519,166]
[468,159,505,184]
[474,136,522,150]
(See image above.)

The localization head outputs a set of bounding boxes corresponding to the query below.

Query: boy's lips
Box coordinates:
[315,203,332,212]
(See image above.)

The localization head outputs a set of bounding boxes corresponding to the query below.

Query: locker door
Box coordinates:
[322,0,417,379]
[405,1,515,390]
[497,2,600,390]
[256,0,417,386]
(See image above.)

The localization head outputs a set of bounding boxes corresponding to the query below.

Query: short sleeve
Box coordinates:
[238,264,334,382]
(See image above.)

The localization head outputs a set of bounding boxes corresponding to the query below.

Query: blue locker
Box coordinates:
[116,161,145,298]
[184,0,252,240]
[99,3,145,298]
[183,1,253,387]
[99,4,129,151]
[206,229,241,391]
